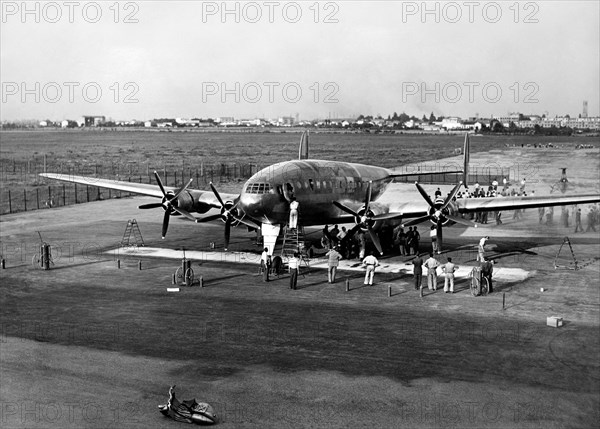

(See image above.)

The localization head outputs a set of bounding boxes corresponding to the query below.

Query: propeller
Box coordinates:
[207,182,256,250]
[138,172,195,239]
[333,181,385,254]
[403,181,477,251]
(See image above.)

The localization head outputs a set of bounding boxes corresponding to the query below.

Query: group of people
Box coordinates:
[411,252,494,295]
[392,226,421,256]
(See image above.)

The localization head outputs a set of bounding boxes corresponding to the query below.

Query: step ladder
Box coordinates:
[280,225,310,269]
[121,219,145,247]
[554,236,578,270]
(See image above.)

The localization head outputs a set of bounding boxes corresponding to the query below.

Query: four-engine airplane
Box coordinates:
[40,133,600,255]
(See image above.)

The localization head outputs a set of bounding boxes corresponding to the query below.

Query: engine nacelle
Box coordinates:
[429,200,459,226]
[355,202,388,232]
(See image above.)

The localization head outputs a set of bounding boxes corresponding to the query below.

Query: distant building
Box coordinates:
[83,115,105,127]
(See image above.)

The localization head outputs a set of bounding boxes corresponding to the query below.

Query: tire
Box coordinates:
[480,277,490,296]
[470,276,480,297]
[184,268,194,286]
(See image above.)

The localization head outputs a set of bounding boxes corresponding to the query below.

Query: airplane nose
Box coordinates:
[239,193,265,217]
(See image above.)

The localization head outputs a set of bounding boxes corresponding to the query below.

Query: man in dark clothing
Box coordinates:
[412,227,421,255]
[406,227,415,255]
[412,254,424,290]
[481,259,494,293]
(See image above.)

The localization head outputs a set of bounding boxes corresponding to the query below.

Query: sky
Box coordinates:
[1,1,599,121]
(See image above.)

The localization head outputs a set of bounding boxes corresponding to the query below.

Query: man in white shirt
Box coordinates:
[260,247,271,282]
[424,253,440,291]
[288,252,300,290]
[289,197,299,229]
[477,236,489,262]
[442,257,458,293]
[362,251,379,286]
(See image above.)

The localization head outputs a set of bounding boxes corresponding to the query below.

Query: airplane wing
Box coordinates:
[380,193,599,221]
[39,173,239,210]
[456,194,600,213]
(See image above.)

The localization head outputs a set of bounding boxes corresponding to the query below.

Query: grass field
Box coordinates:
[0,129,598,215]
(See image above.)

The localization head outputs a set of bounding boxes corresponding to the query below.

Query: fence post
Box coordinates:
[8,190,12,213]
[36,188,40,210]
[63,184,66,206]
[74,183,77,204]
[86,185,90,202]
[23,189,27,211]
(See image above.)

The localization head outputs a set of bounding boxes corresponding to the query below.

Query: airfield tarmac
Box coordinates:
[1,145,599,428]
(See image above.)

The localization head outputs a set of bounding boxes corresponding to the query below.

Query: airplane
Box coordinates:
[40,132,600,255]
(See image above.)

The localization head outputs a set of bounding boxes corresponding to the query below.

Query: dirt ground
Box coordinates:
[1,146,599,428]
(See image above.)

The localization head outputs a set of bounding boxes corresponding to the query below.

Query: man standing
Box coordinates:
[412,254,424,290]
[326,246,342,283]
[288,252,300,290]
[429,225,438,254]
[442,257,458,293]
[288,197,299,230]
[477,236,489,262]
[260,247,271,282]
[424,253,440,291]
[586,208,597,232]
[574,208,583,233]
[362,251,379,286]
[481,258,494,294]
[406,227,415,255]
[412,227,421,255]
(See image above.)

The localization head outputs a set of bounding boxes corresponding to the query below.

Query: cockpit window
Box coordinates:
[245,183,272,194]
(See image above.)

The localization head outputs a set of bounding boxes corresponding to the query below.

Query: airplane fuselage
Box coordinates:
[237,159,395,226]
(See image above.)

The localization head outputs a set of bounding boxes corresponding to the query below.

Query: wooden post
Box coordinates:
[172,273,176,285]
[138,260,142,270]
[117,259,121,269]
[200,276,204,287]
[345,278,349,292]
[23,189,27,211]
[36,188,40,210]
[1,259,5,269]
[8,190,11,213]
[86,185,90,202]
[388,285,391,297]
[63,184,66,206]
[74,183,77,204]
[502,293,506,310]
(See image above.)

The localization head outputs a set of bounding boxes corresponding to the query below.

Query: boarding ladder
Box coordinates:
[121,219,145,247]
[281,225,310,269]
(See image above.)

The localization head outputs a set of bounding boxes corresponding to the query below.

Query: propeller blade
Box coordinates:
[340,224,362,245]
[372,212,404,221]
[364,181,372,214]
[445,214,478,228]
[368,228,383,255]
[441,181,462,209]
[174,207,196,222]
[196,214,222,223]
[161,211,170,239]
[172,178,194,200]
[402,215,431,228]
[138,202,163,209]
[224,217,231,250]
[233,216,259,229]
[436,221,443,250]
[415,182,435,208]
[154,171,167,197]
[209,182,226,208]
[332,201,359,217]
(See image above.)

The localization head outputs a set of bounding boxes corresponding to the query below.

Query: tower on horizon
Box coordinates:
[582,100,588,118]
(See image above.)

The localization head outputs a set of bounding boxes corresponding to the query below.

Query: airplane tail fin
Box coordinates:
[463,132,470,186]
[299,130,309,160]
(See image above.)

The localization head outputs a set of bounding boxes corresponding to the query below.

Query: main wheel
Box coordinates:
[480,277,490,296]
[184,268,194,286]
[470,276,480,296]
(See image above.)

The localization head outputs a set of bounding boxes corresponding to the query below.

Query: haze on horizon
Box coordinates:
[1,1,598,121]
